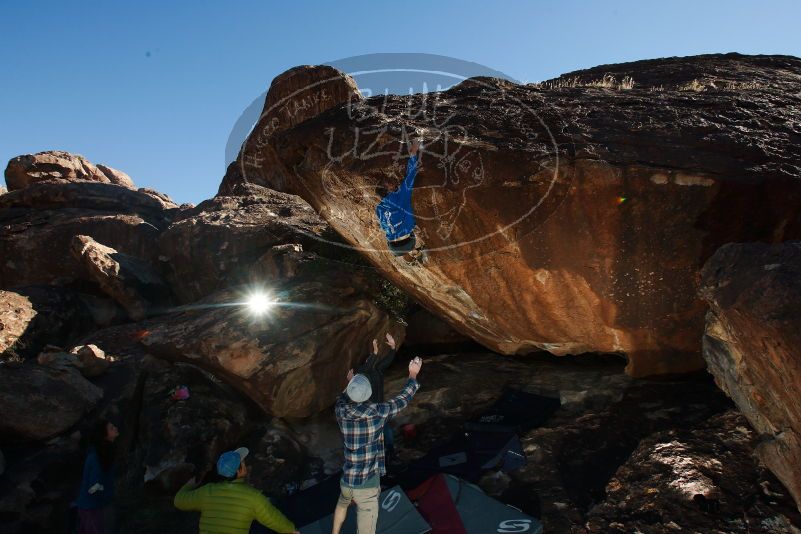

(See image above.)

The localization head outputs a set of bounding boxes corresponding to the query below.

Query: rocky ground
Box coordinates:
[49,349,801,533]
[381,352,801,533]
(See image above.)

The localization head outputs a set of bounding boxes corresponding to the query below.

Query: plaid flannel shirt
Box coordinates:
[335,378,420,486]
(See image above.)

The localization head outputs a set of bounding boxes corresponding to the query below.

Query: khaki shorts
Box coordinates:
[337,482,380,534]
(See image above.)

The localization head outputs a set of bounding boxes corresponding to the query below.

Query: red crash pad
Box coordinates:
[407,474,467,534]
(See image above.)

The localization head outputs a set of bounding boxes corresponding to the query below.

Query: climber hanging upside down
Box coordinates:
[375,140,424,260]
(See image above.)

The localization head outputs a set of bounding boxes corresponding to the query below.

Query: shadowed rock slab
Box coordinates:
[71,235,172,320]
[251,243,320,282]
[0,286,98,359]
[701,241,801,513]
[0,181,175,288]
[223,54,801,376]
[0,433,83,534]
[136,187,179,210]
[0,363,102,444]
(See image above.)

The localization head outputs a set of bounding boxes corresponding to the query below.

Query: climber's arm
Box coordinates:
[402,154,419,190]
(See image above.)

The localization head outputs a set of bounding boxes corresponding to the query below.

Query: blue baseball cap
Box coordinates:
[216,447,249,478]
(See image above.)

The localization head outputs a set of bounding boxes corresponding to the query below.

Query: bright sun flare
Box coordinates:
[246,292,274,316]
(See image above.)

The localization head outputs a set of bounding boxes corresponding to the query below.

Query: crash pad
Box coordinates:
[299,485,430,534]
[443,475,542,534]
[406,474,467,534]
[398,430,527,487]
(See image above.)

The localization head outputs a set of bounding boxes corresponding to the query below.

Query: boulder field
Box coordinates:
[2,53,801,531]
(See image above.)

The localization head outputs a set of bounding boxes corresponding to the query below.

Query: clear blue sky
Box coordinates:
[2,0,799,204]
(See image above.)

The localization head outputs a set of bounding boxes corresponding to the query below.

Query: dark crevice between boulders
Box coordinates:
[554,373,733,512]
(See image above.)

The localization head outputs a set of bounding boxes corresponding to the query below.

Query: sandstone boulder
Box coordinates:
[223,54,801,376]
[158,183,332,303]
[0,181,174,288]
[4,150,135,191]
[262,65,361,130]
[700,241,801,513]
[0,286,98,359]
[69,344,113,377]
[0,290,37,355]
[96,163,136,189]
[36,347,81,371]
[141,270,401,417]
[137,186,179,209]
[71,234,172,320]
[219,65,361,194]
[0,363,102,444]
[37,342,116,378]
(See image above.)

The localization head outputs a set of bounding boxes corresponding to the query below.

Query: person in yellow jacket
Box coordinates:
[174,447,299,534]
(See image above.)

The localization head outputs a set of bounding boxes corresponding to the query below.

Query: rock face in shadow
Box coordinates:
[4,150,135,190]
[71,234,172,320]
[0,433,83,534]
[157,183,331,303]
[135,358,250,493]
[404,307,472,351]
[586,411,801,533]
[222,54,801,376]
[0,286,101,359]
[0,181,176,288]
[0,362,102,444]
[140,269,403,417]
[700,241,801,513]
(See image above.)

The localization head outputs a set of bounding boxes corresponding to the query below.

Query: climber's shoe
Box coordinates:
[388,233,416,256]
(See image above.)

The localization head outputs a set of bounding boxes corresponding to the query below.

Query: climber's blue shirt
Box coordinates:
[75,447,115,510]
[376,155,418,242]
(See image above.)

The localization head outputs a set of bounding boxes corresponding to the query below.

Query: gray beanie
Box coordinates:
[346,374,372,403]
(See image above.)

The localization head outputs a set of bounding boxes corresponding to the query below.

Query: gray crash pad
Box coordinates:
[300,485,430,534]
[444,475,542,534]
